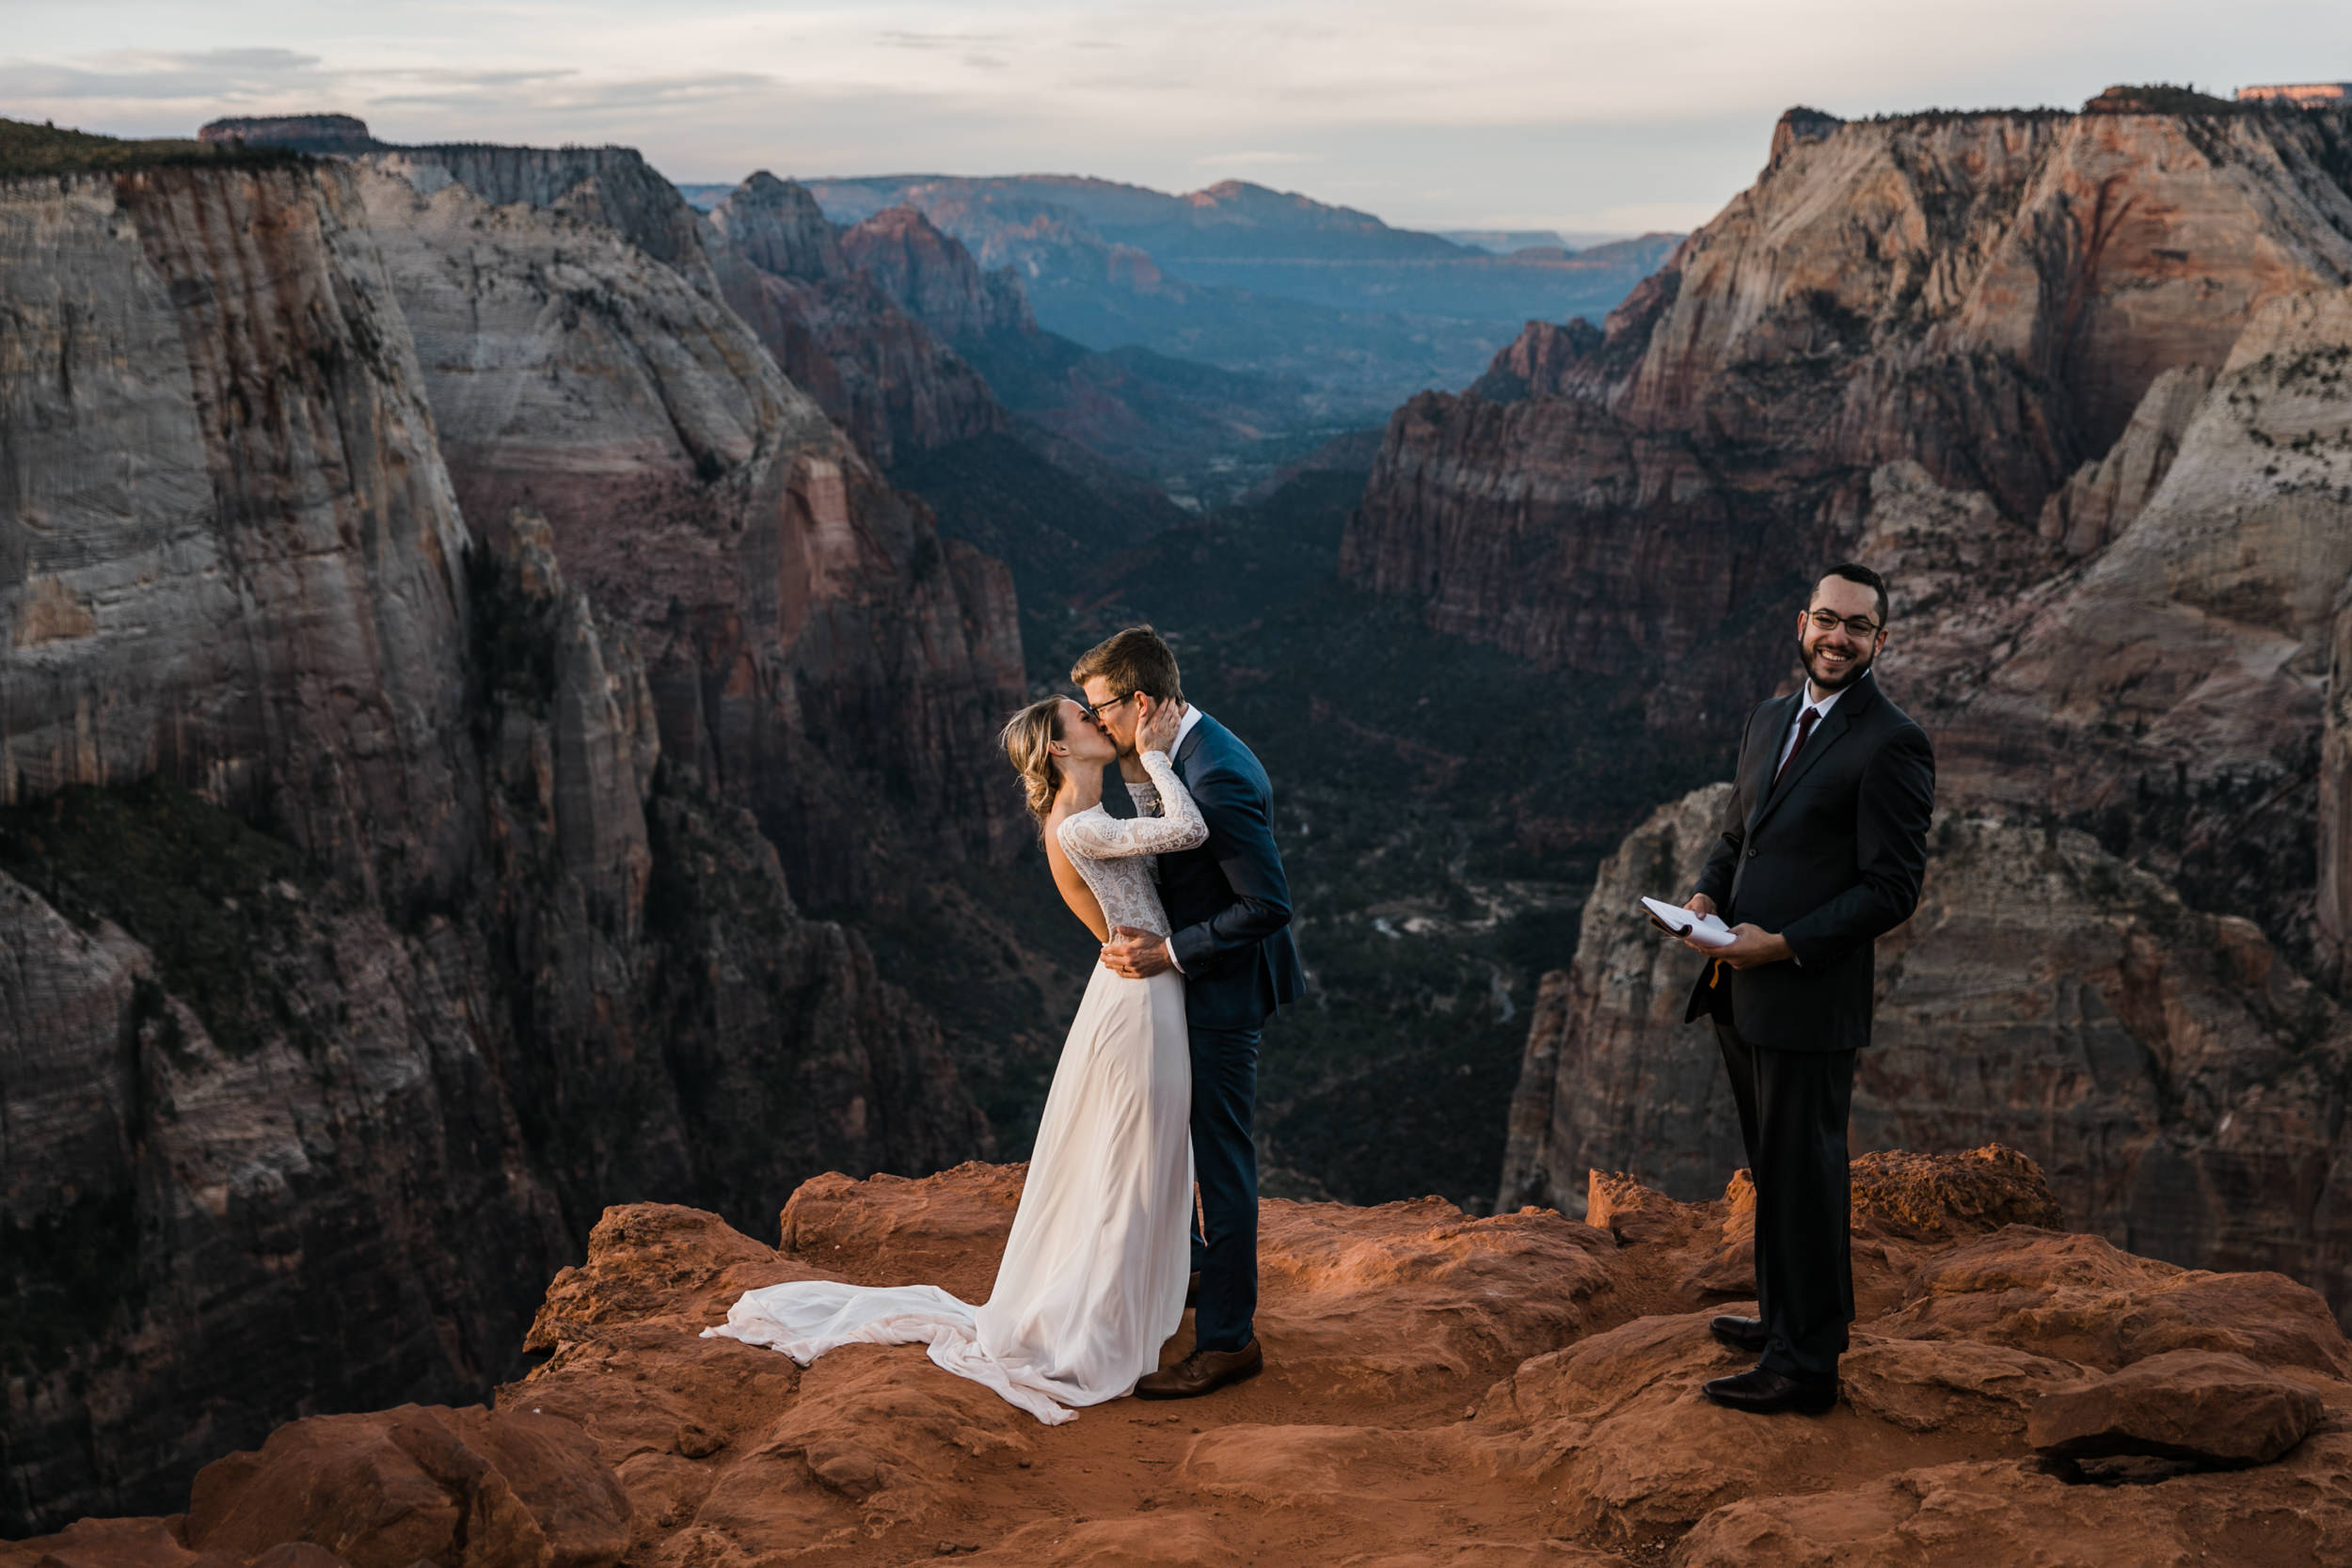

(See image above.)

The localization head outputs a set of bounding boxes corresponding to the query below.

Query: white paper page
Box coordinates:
[1640,895,1736,950]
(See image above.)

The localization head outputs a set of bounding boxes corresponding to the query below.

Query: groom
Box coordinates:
[1079,626,1306,1399]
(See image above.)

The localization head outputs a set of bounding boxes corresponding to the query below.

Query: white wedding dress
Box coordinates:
[704,749,1206,1423]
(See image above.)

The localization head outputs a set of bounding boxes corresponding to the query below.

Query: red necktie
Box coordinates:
[1772,707,1819,789]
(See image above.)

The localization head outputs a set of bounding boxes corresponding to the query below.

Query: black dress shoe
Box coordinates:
[1185,1271,1200,1308]
[1702,1365,1838,1415]
[1709,1314,1769,1353]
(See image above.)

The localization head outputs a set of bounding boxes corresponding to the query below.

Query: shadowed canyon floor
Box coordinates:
[12,1149,2350,1566]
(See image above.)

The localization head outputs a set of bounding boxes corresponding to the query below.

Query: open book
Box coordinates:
[1641,896,1736,950]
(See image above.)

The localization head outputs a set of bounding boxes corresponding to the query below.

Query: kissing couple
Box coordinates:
[705,626,1306,1421]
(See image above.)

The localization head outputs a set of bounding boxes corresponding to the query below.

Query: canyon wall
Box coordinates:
[1501,786,2352,1332]
[352,150,1027,907]
[1,148,994,1531]
[1470,103,2352,1329]
[707,173,1009,468]
[1343,104,2352,748]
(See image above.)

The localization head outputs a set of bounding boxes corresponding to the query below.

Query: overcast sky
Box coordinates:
[6,3,2349,236]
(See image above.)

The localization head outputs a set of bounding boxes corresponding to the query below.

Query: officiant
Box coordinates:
[1671,562,1935,1416]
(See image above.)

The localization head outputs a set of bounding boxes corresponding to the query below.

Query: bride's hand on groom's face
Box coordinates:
[1136,697,1181,754]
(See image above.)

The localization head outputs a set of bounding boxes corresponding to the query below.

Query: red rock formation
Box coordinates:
[1347,105,2352,667]
[707,174,1010,467]
[1348,102,2352,969]
[15,1152,2350,1566]
[837,204,1037,344]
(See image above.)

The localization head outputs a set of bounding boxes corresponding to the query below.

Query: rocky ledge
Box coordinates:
[10,1150,2348,1567]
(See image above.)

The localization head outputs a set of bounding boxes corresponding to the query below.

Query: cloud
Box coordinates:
[5,1,2347,232]
[1193,150,1321,167]
[0,45,330,103]
[876,30,1009,51]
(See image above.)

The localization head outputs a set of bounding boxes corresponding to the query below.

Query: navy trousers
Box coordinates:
[1186,1021,1261,1353]
[1712,1019,1856,1380]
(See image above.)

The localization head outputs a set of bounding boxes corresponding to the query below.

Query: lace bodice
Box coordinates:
[1057,750,1207,939]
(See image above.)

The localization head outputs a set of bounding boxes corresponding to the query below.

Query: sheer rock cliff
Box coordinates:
[1446,103,2352,1350]
[1342,103,2352,774]
[0,150,994,1532]
[1499,785,2352,1330]
[10,1151,2350,1566]
[707,174,1010,468]
[352,150,1026,906]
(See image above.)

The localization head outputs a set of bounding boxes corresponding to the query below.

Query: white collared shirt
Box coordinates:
[1154,705,1208,974]
[1171,703,1207,756]
[1775,683,1846,776]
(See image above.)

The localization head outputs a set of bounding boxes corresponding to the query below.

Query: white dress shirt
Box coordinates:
[1776,683,1847,776]
[1156,705,1208,972]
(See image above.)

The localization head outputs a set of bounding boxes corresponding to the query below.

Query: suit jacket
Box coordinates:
[1684,671,1935,1053]
[1103,713,1307,1031]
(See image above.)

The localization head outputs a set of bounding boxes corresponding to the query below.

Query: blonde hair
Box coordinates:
[1000,697,1068,824]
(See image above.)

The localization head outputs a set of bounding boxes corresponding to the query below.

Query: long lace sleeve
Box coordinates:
[1057,750,1208,861]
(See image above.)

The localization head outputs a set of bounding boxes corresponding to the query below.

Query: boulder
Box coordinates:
[183,1405,628,1568]
[2027,1349,2326,1466]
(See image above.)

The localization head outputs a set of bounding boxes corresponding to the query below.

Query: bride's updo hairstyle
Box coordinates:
[1000,697,1068,825]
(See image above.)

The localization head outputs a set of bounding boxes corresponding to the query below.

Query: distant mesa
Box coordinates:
[1770,105,1842,165]
[197,113,382,153]
[2084,84,2250,114]
[2237,81,2352,106]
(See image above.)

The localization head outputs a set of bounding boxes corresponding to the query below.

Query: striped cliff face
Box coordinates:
[0,148,998,1532]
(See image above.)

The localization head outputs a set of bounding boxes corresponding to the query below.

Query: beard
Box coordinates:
[1800,635,1874,692]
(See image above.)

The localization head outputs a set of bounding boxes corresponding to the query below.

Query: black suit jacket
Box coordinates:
[1683,671,1934,1052]
[1104,714,1307,1032]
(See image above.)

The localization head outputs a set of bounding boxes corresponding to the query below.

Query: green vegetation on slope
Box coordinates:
[0,118,303,179]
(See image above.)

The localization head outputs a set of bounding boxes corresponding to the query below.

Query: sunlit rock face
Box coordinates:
[15,1152,2352,1568]
[1345,103,2352,969]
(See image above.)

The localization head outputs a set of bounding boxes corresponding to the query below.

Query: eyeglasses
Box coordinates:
[1806,610,1883,640]
[1076,690,1134,722]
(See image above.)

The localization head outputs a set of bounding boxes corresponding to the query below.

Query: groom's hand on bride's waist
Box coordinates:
[1102,926,1175,978]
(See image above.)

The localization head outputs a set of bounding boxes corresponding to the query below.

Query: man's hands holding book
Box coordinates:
[1651,894,1794,970]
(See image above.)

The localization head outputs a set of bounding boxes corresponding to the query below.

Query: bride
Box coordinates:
[703,693,1204,1423]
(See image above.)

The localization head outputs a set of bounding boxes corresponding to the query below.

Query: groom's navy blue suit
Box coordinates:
[1105,711,1304,1353]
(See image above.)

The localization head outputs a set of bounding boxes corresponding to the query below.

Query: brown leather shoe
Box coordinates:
[1136,1339,1263,1400]
[1184,1272,1200,1308]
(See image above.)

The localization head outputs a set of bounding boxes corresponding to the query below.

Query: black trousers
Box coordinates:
[1713,1018,1856,1380]
[1187,1021,1261,1353]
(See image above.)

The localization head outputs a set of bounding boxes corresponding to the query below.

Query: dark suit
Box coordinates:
[1684,670,1933,1379]
[1104,713,1304,1353]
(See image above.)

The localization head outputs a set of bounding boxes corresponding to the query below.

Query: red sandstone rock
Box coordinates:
[183,1404,627,1568]
[2026,1348,2325,1465]
[31,1156,2352,1566]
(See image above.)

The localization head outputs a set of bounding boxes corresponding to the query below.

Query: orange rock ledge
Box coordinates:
[9,1148,2349,1567]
